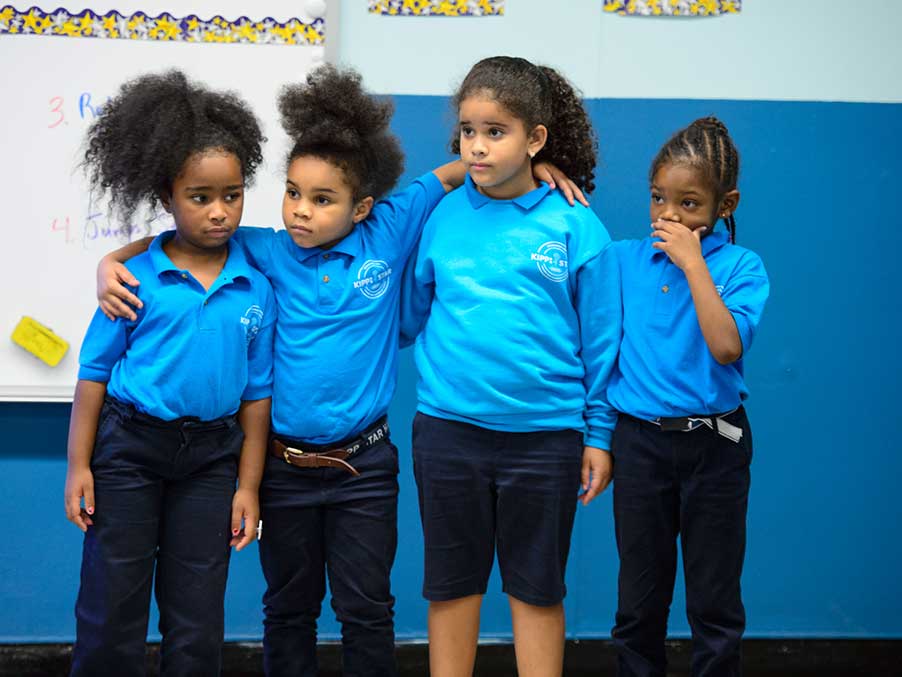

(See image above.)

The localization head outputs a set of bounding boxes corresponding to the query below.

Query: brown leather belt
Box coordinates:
[269,416,390,477]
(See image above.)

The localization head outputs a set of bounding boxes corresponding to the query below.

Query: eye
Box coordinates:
[651,193,663,204]
[191,194,208,204]
[682,199,698,208]
[460,125,474,137]
[488,127,504,138]
[315,195,331,206]
[225,191,243,203]
[286,187,299,199]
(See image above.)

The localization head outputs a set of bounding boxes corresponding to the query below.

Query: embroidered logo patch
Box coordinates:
[531,241,569,282]
[354,259,392,299]
[240,305,264,344]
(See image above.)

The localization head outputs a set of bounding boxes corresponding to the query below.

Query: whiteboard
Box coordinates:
[0,0,336,400]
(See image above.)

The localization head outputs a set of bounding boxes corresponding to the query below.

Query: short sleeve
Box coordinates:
[722,251,770,354]
[365,172,446,261]
[78,306,132,382]
[232,227,278,276]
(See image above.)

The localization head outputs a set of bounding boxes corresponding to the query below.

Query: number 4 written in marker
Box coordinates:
[51,216,72,243]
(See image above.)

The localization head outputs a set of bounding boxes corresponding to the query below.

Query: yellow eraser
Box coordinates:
[11,316,69,367]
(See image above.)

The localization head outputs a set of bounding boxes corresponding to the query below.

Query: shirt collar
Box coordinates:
[648,230,730,260]
[148,230,253,283]
[291,224,363,263]
[464,174,551,211]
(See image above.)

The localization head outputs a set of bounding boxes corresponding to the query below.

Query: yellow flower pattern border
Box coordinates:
[603,0,741,16]
[368,1,504,17]
[0,6,325,45]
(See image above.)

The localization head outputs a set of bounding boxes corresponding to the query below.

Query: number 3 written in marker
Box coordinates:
[48,96,64,128]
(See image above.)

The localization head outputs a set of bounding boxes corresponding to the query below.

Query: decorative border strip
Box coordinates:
[0,6,324,44]
[368,1,504,17]
[603,0,740,16]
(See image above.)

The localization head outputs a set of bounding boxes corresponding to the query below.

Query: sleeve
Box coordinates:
[77,306,132,382]
[366,172,446,261]
[231,227,278,276]
[398,232,435,349]
[576,243,623,449]
[722,251,770,354]
[241,278,277,401]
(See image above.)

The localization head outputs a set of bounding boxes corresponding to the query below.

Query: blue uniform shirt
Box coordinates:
[402,176,622,449]
[79,231,276,421]
[607,231,770,419]
[232,171,446,443]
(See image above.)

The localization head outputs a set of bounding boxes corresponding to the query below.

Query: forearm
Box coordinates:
[236,397,271,492]
[432,160,466,193]
[106,236,153,264]
[684,262,743,364]
[67,380,107,468]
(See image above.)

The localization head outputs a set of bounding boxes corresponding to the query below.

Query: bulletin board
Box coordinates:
[0,0,336,400]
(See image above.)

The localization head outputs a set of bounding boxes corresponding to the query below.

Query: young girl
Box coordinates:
[607,117,769,676]
[63,71,275,676]
[400,56,621,676]
[95,64,582,676]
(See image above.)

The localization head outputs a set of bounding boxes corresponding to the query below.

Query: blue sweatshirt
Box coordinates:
[402,177,621,448]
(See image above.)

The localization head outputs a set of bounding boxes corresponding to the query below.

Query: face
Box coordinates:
[281,155,373,250]
[650,162,736,237]
[162,151,244,252]
[458,94,547,200]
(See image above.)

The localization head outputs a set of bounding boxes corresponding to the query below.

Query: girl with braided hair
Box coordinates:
[607,117,770,676]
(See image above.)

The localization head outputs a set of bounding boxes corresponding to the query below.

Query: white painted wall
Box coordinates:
[337,0,902,102]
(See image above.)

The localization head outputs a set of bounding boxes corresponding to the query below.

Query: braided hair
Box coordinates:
[649,116,740,242]
[451,56,598,194]
[82,70,264,233]
[278,64,405,201]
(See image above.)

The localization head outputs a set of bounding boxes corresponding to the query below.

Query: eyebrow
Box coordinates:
[183,184,243,191]
[285,179,338,193]
[459,119,509,127]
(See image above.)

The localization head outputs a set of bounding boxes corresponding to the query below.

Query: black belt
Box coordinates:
[638,407,743,442]
[269,416,390,476]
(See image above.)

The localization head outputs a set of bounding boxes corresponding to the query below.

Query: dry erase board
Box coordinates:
[0,0,336,400]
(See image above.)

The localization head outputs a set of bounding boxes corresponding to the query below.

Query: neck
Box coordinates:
[478,161,538,200]
[163,234,229,270]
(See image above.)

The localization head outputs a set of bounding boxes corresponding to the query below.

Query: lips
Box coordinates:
[290,225,313,234]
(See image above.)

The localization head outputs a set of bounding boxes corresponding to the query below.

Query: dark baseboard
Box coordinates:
[1,639,899,676]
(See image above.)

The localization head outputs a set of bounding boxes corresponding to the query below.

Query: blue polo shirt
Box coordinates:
[403,176,621,448]
[231,171,446,443]
[607,231,769,419]
[79,231,276,421]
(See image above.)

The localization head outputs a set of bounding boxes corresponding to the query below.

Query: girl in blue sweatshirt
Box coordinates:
[401,56,621,676]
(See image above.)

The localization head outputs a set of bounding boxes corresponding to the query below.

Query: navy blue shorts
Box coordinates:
[412,412,583,606]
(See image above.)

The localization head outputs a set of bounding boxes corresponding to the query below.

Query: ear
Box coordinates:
[159,192,172,213]
[719,189,740,217]
[352,196,375,224]
[527,124,548,159]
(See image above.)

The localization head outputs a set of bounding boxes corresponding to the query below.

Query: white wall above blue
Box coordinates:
[339,0,901,103]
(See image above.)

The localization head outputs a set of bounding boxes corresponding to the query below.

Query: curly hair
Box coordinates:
[278,64,405,201]
[450,56,598,194]
[82,70,264,231]
[650,116,741,242]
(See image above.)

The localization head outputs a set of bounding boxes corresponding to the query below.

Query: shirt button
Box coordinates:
[181,273,188,279]
[323,253,331,260]
[323,275,330,283]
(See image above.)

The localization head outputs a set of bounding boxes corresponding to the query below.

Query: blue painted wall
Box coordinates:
[2,96,901,641]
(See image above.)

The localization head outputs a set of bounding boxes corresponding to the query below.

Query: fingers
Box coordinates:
[65,485,94,532]
[104,293,139,322]
[229,506,243,547]
[234,521,255,552]
[580,453,591,493]
[115,264,140,288]
[570,182,589,208]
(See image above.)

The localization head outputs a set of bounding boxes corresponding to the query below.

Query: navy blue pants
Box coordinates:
[611,408,752,677]
[71,398,242,677]
[258,435,399,677]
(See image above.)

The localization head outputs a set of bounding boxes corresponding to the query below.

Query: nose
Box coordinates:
[470,135,487,157]
[659,206,680,223]
[294,199,312,219]
[209,199,228,222]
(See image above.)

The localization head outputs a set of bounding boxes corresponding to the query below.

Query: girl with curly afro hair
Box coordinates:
[402,56,620,677]
[96,64,583,675]
[66,70,275,677]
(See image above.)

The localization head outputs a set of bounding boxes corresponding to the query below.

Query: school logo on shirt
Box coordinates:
[715,284,725,296]
[240,305,264,345]
[354,259,393,300]
[531,241,569,282]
